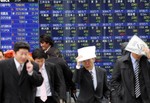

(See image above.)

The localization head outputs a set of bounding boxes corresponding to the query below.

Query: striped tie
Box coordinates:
[135,60,141,98]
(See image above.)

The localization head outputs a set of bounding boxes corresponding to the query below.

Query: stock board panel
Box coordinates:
[0,0,150,79]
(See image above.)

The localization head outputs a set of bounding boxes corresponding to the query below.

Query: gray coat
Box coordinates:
[111,53,150,103]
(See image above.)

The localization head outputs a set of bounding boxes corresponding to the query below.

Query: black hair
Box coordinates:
[0,49,4,56]
[13,41,30,52]
[47,47,63,58]
[32,48,47,59]
[121,42,129,55]
[40,34,54,47]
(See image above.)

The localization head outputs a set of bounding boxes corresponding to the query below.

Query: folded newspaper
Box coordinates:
[125,35,149,55]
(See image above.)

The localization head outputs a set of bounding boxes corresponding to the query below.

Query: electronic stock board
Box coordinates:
[0,0,150,79]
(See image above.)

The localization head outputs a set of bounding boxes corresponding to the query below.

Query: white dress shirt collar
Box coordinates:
[14,58,24,69]
[130,53,137,64]
[89,66,96,74]
[130,54,139,73]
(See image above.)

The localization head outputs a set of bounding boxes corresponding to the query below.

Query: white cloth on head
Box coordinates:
[125,35,149,55]
[77,46,96,62]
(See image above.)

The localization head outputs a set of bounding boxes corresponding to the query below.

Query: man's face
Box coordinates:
[0,52,4,61]
[132,53,142,60]
[81,58,95,70]
[40,42,50,51]
[14,49,29,64]
[34,58,45,69]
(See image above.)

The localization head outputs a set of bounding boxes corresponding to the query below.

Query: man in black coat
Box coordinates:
[111,47,150,103]
[39,34,62,59]
[110,42,129,103]
[73,46,110,103]
[46,48,76,102]
[0,42,43,103]
[32,48,64,103]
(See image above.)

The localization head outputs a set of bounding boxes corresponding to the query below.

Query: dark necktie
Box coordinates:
[89,71,97,89]
[135,60,141,98]
[90,71,93,79]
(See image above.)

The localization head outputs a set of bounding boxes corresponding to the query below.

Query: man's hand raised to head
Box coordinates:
[143,47,150,59]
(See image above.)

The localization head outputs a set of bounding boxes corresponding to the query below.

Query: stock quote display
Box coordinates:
[0,0,150,79]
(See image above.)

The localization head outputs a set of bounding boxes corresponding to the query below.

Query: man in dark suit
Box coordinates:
[39,34,62,59]
[73,46,110,103]
[46,48,76,102]
[0,41,43,103]
[40,35,72,102]
[110,42,129,103]
[32,48,64,103]
[111,46,150,103]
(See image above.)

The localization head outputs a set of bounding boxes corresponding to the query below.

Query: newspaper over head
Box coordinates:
[125,35,149,55]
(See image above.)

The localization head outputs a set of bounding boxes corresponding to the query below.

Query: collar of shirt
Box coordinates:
[130,53,137,64]
[44,46,51,53]
[14,58,24,69]
[89,66,96,74]
[40,63,46,73]
[130,54,139,73]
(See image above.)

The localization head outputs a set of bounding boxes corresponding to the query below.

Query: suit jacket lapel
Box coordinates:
[84,69,94,91]
[95,68,102,91]
[122,55,135,97]
[45,63,51,83]
[140,57,150,99]
[18,64,27,85]
[125,62,135,96]
[9,58,20,82]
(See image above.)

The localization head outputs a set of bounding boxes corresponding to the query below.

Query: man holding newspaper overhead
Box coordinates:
[111,35,150,103]
[73,46,110,103]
